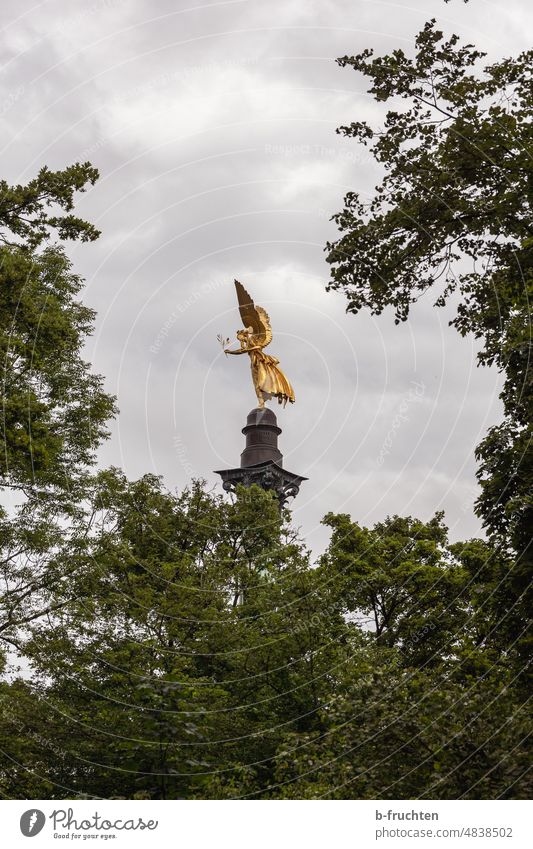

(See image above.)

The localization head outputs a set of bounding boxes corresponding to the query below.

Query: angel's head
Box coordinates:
[237,326,254,347]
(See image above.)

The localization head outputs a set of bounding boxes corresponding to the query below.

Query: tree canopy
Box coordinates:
[0,163,100,249]
[326,19,532,667]
[327,21,532,327]
[1,478,530,799]
[0,165,116,657]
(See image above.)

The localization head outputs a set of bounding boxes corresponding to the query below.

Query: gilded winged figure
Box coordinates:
[223,280,295,408]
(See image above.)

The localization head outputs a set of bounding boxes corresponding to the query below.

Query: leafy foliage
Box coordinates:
[0,163,100,249]
[327,21,531,325]
[0,246,116,495]
[326,20,532,664]
[0,164,115,659]
[0,478,529,800]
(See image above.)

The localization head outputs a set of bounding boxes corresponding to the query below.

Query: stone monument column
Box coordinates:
[215,407,307,508]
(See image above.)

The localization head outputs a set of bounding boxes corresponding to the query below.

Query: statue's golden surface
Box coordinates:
[222,280,295,409]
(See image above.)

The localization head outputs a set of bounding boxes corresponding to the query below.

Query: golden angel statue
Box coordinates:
[221,280,295,408]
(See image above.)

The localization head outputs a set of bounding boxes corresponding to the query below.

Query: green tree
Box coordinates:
[0,164,115,496]
[0,247,115,496]
[258,509,531,800]
[269,647,531,799]
[0,164,116,655]
[327,23,531,324]
[319,512,469,667]
[2,478,527,800]
[5,476,337,799]
[326,20,532,662]
[0,163,100,249]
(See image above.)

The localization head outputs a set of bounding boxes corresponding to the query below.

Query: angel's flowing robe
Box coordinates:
[250,349,295,406]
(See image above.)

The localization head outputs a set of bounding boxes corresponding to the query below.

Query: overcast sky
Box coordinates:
[2,0,530,553]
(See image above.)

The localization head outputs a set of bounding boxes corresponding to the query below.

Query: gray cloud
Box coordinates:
[1,0,528,552]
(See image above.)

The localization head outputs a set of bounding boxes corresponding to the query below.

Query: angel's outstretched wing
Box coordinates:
[234,280,272,348]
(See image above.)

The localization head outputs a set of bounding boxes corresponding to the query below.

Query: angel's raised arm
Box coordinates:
[224,344,260,355]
